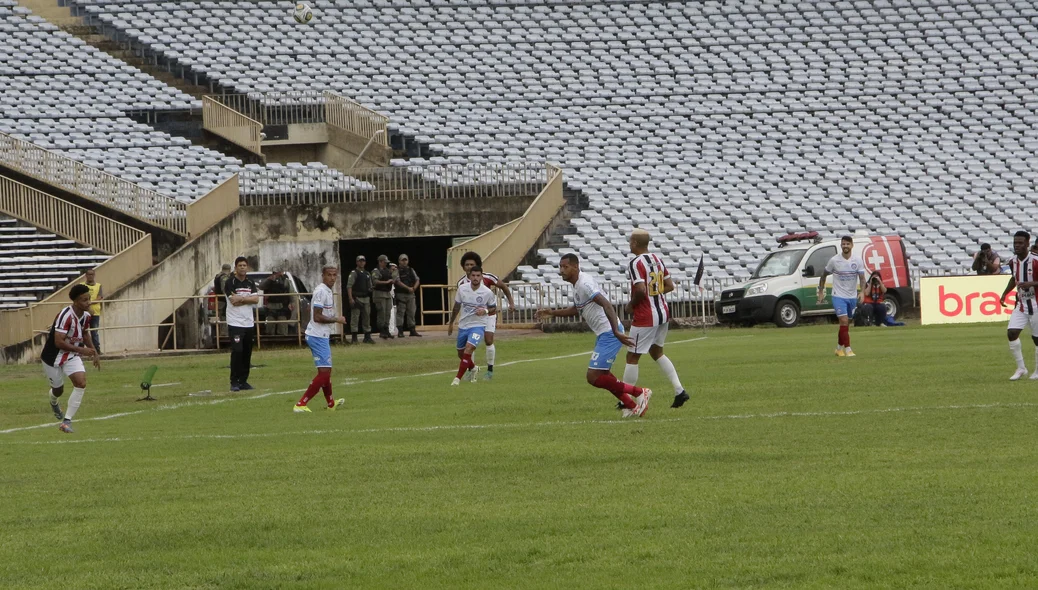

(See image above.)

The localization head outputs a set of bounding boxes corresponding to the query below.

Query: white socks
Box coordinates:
[49,390,59,404]
[65,387,85,421]
[1010,339,1025,371]
[624,357,685,395]
[623,363,639,386]
[656,355,684,395]
[485,344,496,369]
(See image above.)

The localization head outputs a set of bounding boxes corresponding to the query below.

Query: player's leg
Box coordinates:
[43,363,65,420]
[229,326,243,390]
[1008,309,1028,380]
[238,327,255,389]
[59,359,87,433]
[484,316,496,379]
[297,336,336,411]
[833,297,852,356]
[452,329,479,385]
[648,325,689,407]
[623,326,652,386]
[586,332,651,416]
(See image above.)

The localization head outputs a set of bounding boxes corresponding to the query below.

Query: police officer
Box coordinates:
[347,255,374,344]
[259,269,292,336]
[213,263,232,338]
[395,253,421,337]
[371,254,398,339]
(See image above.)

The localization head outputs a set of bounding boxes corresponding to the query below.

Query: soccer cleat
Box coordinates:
[615,401,625,411]
[1010,368,1028,381]
[1030,372,1038,380]
[843,348,856,357]
[239,383,255,391]
[634,388,653,417]
[58,420,74,434]
[464,366,479,382]
[230,384,240,392]
[483,371,493,381]
[671,390,690,409]
[293,404,312,413]
[451,378,461,386]
[621,407,637,418]
[326,398,345,411]
[50,402,63,421]
[835,347,846,357]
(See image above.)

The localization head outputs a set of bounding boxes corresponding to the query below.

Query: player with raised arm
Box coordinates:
[294,266,347,412]
[622,229,690,408]
[448,266,497,385]
[537,253,651,417]
[817,236,867,357]
[457,251,514,380]
[1000,230,1038,380]
[40,284,101,434]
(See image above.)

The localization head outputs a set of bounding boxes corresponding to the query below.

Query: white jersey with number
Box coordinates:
[572,272,612,336]
[824,254,865,299]
[456,283,496,330]
[306,283,336,338]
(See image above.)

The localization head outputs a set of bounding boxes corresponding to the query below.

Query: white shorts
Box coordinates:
[486,314,497,333]
[1008,308,1038,333]
[42,356,85,388]
[628,324,669,354]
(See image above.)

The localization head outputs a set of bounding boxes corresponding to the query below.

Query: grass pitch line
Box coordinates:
[0,336,711,435]
[4,401,1037,446]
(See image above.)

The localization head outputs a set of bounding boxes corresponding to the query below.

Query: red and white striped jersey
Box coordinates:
[1011,254,1038,314]
[628,253,671,327]
[40,305,90,367]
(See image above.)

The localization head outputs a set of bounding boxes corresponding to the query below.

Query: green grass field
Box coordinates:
[3,323,1038,589]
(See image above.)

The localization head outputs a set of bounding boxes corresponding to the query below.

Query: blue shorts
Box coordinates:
[306,335,332,368]
[833,296,857,318]
[590,330,624,370]
[456,326,486,350]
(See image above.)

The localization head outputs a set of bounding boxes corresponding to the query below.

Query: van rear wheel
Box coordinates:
[773,299,800,328]
[884,295,900,321]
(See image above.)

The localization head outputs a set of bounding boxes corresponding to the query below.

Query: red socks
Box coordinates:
[456,354,474,380]
[297,373,331,407]
[838,325,850,347]
[592,373,641,409]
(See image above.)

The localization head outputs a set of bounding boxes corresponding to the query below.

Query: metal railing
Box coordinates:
[0,131,188,236]
[239,162,551,206]
[205,91,328,127]
[324,91,390,147]
[0,174,146,254]
[202,97,263,156]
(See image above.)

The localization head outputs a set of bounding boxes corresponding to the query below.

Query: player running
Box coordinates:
[448,266,497,385]
[294,266,346,412]
[622,229,690,408]
[41,284,101,434]
[817,235,867,357]
[537,253,651,417]
[1000,230,1038,380]
[457,251,514,380]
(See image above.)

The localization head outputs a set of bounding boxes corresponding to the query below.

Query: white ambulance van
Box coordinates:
[716,232,912,327]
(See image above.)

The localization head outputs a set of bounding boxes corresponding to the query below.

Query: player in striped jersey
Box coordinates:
[457,251,514,380]
[622,229,689,408]
[40,284,100,434]
[1000,230,1038,380]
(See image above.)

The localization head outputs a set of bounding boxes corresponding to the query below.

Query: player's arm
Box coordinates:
[447,301,461,335]
[54,330,96,359]
[1001,274,1017,306]
[662,276,675,294]
[816,269,830,303]
[484,301,497,316]
[493,277,515,307]
[241,283,261,305]
[313,303,346,325]
[857,271,867,302]
[593,293,634,347]
[536,306,578,319]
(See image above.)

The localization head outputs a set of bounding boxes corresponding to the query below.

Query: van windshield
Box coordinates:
[752,250,807,279]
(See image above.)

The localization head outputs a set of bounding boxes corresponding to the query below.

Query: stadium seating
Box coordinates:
[0,215,109,309]
[61,0,1038,281]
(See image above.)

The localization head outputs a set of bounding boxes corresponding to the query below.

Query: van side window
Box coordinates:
[803,246,837,277]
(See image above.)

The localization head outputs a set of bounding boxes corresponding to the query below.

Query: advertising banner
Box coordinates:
[920,275,1015,325]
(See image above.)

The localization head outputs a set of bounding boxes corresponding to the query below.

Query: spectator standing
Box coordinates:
[259,269,292,336]
[81,268,103,354]
[347,255,375,345]
[213,263,232,338]
[224,256,260,392]
[395,253,422,337]
[972,243,1001,275]
[371,254,398,339]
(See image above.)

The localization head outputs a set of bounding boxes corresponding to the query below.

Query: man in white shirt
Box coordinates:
[294,265,347,412]
[816,236,867,357]
[447,266,497,385]
[537,253,652,418]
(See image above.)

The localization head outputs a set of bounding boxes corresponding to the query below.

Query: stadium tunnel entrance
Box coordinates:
[338,236,458,327]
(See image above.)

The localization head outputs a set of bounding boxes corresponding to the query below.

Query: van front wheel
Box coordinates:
[773,299,800,328]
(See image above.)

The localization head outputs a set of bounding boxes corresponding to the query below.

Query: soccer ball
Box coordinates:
[293,3,313,24]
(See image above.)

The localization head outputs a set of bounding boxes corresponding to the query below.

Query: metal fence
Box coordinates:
[324,91,390,147]
[239,162,552,206]
[205,91,327,127]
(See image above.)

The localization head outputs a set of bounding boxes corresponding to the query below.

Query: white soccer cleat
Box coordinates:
[634,388,652,417]
[621,407,637,418]
[843,348,856,357]
[1010,368,1028,381]
[451,378,461,386]
[1030,372,1038,380]
[464,366,479,382]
